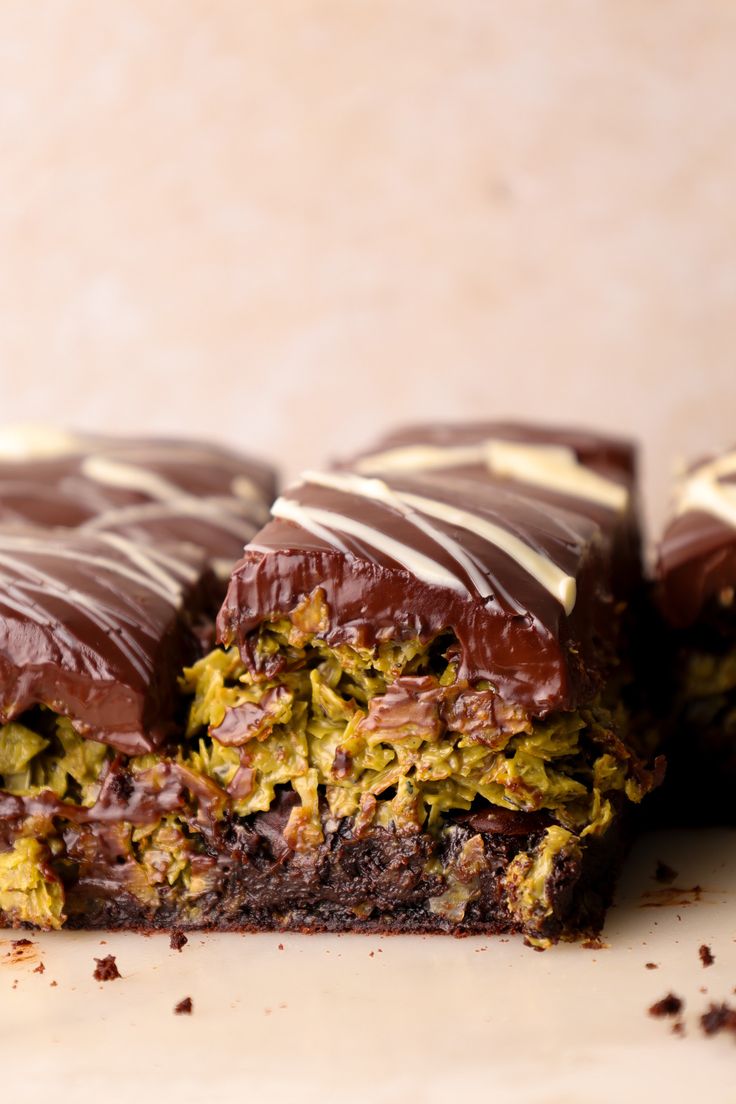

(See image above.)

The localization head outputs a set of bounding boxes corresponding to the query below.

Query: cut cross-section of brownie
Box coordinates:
[197,422,660,945]
[0,527,220,930]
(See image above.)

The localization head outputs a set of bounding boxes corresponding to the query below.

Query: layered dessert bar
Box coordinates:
[185,422,661,945]
[0,428,275,930]
[0,426,275,590]
[0,529,215,928]
[656,446,736,822]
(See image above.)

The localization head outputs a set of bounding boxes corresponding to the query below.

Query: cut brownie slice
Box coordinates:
[194,422,660,945]
[0,426,276,588]
[655,445,736,822]
[0,527,219,929]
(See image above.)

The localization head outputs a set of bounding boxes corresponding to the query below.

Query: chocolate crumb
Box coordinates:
[50,980,57,987]
[701,1002,736,1036]
[672,1021,685,1036]
[169,930,188,953]
[654,861,678,885]
[649,993,683,1017]
[109,769,135,803]
[174,997,192,1015]
[645,963,658,970]
[278,943,284,951]
[699,944,715,967]
[93,954,121,982]
[11,938,32,948]
[582,937,606,950]
[33,962,45,975]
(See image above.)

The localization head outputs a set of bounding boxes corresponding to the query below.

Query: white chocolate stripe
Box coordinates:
[81,458,267,529]
[355,438,628,512]
[0,425,83,460]
[0,554,153,680]
[93,532,194,594]
[0,534,186,606]
[271,495,463,592]
[0,427,263,501]
[675,450,736,530]
[82,456,202,501]
[79,495,265,538]
[301,471,496,598]
[300,470,576,612]
[398,489,576,614]
[0,428,267,552]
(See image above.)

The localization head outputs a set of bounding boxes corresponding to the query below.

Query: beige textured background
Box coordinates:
[1,1,735,533]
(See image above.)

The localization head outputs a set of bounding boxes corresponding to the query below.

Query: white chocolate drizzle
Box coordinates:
[675,450,736,530]
[277,470,577,612]
[0,537,180,679]
[0,425,270,570]
[0,424,83,460]
[355,438,628,512]
[0,532,189,608]
[271,494,464,593]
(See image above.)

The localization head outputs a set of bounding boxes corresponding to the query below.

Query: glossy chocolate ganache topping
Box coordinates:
[0,425,276,582]
[657,446,736,628]
[219,423,639,715]
[0,528,212,754]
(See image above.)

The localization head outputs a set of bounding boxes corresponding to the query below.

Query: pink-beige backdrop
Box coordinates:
[1,1,735,534]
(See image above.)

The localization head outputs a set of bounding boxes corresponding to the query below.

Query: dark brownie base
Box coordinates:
[47,810,628,944]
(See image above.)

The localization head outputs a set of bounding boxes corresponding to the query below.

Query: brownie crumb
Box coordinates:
[174,997,193,1015]
[277,943,284,951]
[699,944,715,967]
[93,954,121,982]
[49,980,57,987]
[169,930,188,953]
[11,938,33,948]
[649,993,683,1017]
[701,1002,736,1036]
[33,962,45,975]
[672,1021,685,1036]
[654,861,678,885]
[109,769,134,803]
[645,962,658,970]
[582,937,606,950]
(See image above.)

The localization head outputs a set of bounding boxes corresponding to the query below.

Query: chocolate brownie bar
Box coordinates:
[0,426,275,586]
[0,527,216,928]
[655,445,736,822]
[197,423,660,944]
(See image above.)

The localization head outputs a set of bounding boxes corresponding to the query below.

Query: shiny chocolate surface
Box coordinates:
[657,448,736,627]
[0,427,276,580]
[0,529,212,753]
[220,422,640,714]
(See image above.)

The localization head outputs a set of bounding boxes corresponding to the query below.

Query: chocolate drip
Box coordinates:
[0,530,213,753]
[220,422,640,714]
[0,429,277,750]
